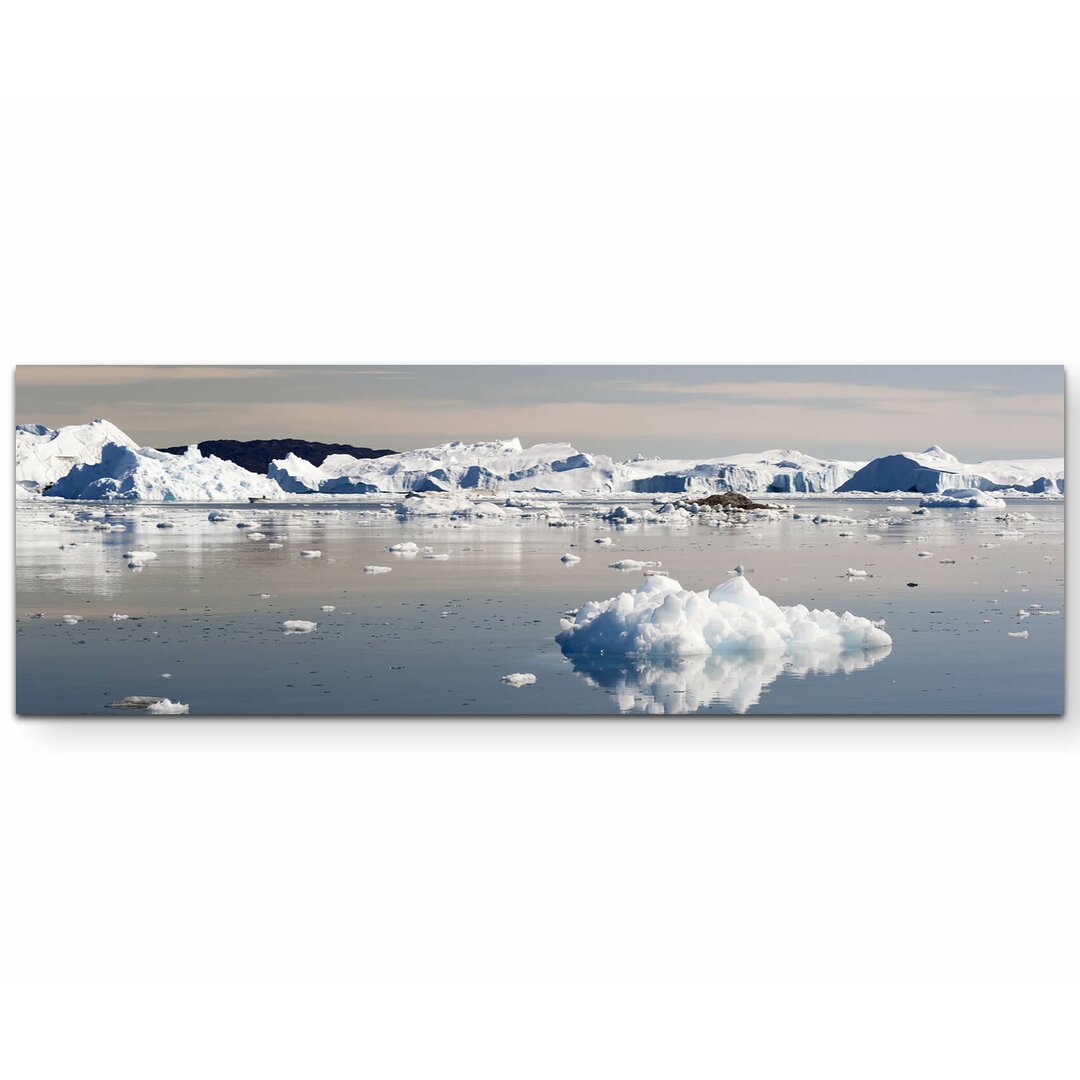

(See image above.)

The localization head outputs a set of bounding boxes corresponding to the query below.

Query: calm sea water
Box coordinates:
[15,497,1065,716]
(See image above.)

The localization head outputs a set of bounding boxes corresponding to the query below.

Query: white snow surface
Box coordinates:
[556,573,892,658]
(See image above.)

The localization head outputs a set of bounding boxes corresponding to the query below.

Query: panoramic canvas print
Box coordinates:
[14,364,1065,716]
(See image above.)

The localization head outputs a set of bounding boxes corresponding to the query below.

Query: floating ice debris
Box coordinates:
[865,534,881,540]
[320,605,336,612]
[920,488,1007,509]
[106,695,165,709]
[122,550,157,561]
[1038,610,1061,616]
[916,551,934,557]
[155,521,174,529]
[594,537,613,545]
[502,673,537,687]
[267,543,283,549]
[1008,631,1029,639]
[362,565,392,574]
[939,558,956,564]
[609,559,663,571]
[162,673,172,678]
[208,511,229,521]
[557,574,891,658]
[846,568,868,577]
[147,699,190,714]
[561,553,582,563]
[299,550,322,558]
[61,614,84,625]
[422,552,451,560]
[283,619,318,634]
[236,522,254,529]
[111,613,130,620]
[838,531,854,537]
[388,541,420,553]
[247,532,266,540]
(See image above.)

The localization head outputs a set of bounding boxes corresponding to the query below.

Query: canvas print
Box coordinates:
[14,364,1064,716]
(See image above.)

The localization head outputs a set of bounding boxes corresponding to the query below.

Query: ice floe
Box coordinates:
[146,699,190,714]
[502,673,537,687]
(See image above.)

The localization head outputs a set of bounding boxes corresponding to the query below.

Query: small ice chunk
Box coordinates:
[161,673,172,678]
[594,537,614,546]
[561,553,582,563]
[916,551,934,557]
[299,550,322,558]
[267,542,283,549]
[247,532,266,541]
[609,559,663,571]
[61,614,83,625]
[388,541,420,553]
[283,619,317,634]
[320,604,336,612]
[111,613,130,620]
[208,511,229,522]
[147,698,190,714]
[363,565,392,574]
[122,550,157,561]
[1008,631,1029,639]
[846,568,868,577]
[502,673,537,687]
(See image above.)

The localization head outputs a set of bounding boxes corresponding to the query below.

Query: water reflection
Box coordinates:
[565,646,893,715]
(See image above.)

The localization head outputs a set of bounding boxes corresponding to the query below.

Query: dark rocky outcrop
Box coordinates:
[156,438,395,474]
[692,491,774,511]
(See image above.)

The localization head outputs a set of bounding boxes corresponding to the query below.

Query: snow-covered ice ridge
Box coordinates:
[16,421,1064,501]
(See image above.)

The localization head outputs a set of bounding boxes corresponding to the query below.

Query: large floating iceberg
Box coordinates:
[837,446,1063,495]
[16,419,139,489]
[47,442,286,501]
[556,573,892,658]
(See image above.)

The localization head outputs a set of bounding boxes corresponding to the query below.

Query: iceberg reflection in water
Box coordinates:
[564,646,893,715]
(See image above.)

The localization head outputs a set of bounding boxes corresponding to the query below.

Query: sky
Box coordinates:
[14,364,1065,461]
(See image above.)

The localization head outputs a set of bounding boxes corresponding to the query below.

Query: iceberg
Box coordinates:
[920,488,1008,509]
[838,446,1063,495]
[16,419,139,489]
[47,442,286,501]
[556,573,892,658]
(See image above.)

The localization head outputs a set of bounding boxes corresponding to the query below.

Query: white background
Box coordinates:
[1,4,1077,1077]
